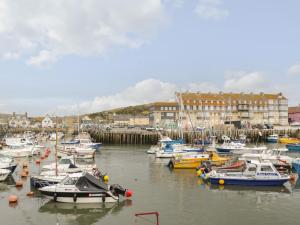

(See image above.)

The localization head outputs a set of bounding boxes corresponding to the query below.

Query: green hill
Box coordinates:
[87,104,150,119]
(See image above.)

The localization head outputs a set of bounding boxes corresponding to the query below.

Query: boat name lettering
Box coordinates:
[257,172,278,176]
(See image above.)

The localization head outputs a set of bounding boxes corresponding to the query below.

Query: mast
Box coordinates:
[77,114,80,135]
[55,116,58,176]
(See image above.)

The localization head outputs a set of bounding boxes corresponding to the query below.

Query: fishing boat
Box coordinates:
[62,139,102,151]
[0,154,17,173]
[292,159,300,174]
[267,134,279,143]
[209,160,290,186]
[286,143,300,151]
[147,137,183,154]
[167,153,210,169]
[279,136,300,144]
[39,172,132,203]
[57,146,95,159]
[0,169,11,181]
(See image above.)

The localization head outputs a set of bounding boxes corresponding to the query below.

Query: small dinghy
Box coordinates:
[209,160,290,186]
[39,173,132,203]
[0,169,11,181]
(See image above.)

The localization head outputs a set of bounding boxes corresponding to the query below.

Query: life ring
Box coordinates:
[73,194,77,202]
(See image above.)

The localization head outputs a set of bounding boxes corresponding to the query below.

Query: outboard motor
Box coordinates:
[110,184,126,196]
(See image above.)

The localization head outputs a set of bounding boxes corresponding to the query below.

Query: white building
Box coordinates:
[9,112,31,128]
[42,115,54,128]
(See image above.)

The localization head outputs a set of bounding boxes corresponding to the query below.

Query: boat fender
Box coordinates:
[102,196,105,203]
[53,193,57,202]
[73,194,77,202]
[219,179,225,185]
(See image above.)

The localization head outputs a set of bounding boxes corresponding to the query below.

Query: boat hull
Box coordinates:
[286,144,300,151]
[279,138,300,144]
[39,190,118,203]
[209,177,289,186]
[266,138,278,143]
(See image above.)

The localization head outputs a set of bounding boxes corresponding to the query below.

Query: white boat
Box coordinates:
[209,160,290,186]
[57,146,95,159]
[42,157,96,173]
[0,145,39,158]
[231,146,268,155]
[0,169,11,181]
[239,149,293,169]
[39,173,132,203]
[0,155,17,173]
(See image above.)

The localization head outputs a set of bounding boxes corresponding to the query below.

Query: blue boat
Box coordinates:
[292,159,300,174]
[286,143,300,151]
[266,134,278,143]
[209,160,290,186]
[61,140,80,145]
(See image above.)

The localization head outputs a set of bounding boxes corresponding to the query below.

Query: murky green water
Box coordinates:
[1,144,300,225]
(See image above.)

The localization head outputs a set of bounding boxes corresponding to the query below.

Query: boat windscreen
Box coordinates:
[75,173,109,191]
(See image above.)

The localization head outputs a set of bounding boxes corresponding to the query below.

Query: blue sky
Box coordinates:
[0,0,300,115]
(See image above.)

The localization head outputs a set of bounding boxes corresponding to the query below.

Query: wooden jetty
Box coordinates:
[89,128,300,145]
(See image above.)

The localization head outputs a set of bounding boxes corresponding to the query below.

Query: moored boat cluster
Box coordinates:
[0,131,132,205]
[148,134,300,187]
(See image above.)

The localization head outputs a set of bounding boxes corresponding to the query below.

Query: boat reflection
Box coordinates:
[39,199,132,225]
[208,183,292,194]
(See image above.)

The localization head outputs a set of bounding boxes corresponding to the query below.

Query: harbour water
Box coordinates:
[1,144,300,225]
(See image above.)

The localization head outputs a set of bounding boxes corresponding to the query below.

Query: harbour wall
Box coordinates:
[89,128,300,145]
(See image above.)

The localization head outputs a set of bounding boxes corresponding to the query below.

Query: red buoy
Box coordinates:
[36,160,41,164]
[125,189,133,198]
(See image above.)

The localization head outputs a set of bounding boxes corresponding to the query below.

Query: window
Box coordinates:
[261,166,273,172]
[64,177,77,185]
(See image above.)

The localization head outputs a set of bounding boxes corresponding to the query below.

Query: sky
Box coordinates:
[0,0,300,116]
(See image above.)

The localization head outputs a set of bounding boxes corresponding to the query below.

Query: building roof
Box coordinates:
[150,102,178,107]
[289,106,300,114]
[176,92,287,106]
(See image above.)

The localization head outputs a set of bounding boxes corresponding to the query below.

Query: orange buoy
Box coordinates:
[15,181,23,187]
[36,160,41,164]
[21,172,28,178]
[8,195,18,203]
[26,192,34,197]
[23,169,29,175]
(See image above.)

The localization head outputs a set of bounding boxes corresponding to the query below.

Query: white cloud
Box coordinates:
[195,0,229,20]
[223,71,266,92]
[57,79,178,114]
[288,64,300,75]
[2,52,20,60]
[55,79,221,115]
[0,0,166,66]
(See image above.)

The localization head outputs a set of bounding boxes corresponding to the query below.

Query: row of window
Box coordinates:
[183,105,288,111]
[185,99,287,105]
